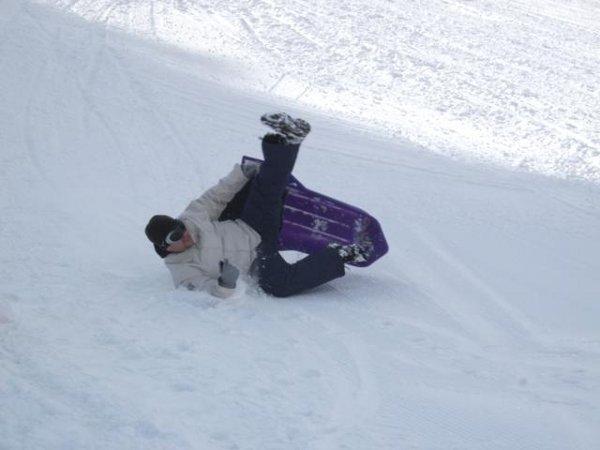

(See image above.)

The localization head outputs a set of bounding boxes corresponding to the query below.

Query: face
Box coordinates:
[166,229,195,253]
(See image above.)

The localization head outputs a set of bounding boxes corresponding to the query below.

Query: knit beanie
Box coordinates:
[145,215,178,258]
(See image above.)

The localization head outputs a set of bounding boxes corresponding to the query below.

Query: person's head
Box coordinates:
[145,215,194,258]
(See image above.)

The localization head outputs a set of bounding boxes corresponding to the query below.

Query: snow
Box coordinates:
[1,0,599,449]
[33,0,600,182]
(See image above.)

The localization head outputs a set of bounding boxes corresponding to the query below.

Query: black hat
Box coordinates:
[145,215,179,258]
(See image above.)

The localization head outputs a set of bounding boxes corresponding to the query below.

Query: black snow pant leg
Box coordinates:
[240,138,299,251]
[258,247,346,298]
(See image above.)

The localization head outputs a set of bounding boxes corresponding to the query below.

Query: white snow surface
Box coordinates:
[30,0,600,182]
[1,0,600,449]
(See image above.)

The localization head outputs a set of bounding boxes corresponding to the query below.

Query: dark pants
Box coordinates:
[240,138,345,297]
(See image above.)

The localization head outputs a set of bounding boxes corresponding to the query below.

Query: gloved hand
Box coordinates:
[241,161,260,179]
[218,259,239,289]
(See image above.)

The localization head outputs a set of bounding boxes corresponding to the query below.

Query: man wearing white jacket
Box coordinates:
[145,113,368,298]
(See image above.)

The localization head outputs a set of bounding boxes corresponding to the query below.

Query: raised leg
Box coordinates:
[240,135,299,251]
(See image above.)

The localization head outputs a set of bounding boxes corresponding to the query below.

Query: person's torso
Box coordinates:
[166,217,261,283]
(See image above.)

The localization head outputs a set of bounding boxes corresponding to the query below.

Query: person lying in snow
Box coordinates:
[145,113,369,298]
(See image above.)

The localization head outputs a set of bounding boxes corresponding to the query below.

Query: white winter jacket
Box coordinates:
[164,164,261,297]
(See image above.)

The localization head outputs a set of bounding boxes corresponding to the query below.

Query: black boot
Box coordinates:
[261,112,311,145]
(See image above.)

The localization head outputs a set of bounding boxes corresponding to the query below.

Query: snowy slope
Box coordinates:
[30,0,600,182]
[1,1,600,449]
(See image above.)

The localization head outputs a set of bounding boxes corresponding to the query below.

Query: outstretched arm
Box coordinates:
[182,164,250,221]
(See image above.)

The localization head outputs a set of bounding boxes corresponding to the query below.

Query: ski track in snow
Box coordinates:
[1,0,600,449]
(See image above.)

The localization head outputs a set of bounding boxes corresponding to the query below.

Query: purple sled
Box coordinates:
[242,156,388,267]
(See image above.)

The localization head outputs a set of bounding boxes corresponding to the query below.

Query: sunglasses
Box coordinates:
[162,220,186,248]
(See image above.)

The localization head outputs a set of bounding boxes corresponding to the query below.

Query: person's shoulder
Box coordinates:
[180,204,211,227]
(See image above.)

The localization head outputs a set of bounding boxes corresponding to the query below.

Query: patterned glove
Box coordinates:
[218,259,239,289]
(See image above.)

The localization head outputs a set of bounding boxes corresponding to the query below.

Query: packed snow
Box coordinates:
[31,0,600,182]
[1,0,599,449]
